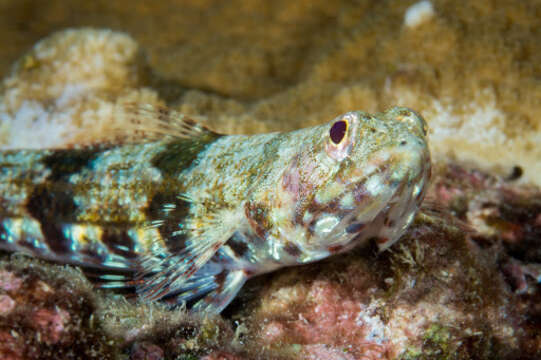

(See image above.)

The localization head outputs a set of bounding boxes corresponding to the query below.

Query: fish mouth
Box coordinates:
[351,157,430,252]
[329,154,429,253]
[350,175,408,228]
[319,173,405,250]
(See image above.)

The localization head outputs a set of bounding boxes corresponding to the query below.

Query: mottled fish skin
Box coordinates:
[0,106,430,313]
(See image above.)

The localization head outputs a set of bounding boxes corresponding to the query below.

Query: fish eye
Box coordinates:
[330,120,348,145]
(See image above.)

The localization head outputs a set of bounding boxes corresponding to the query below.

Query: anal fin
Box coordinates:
[191,270,247,313]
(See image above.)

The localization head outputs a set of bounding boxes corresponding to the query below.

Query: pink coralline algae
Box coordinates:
[0,294,15,315]
[32,307,71,344]
[430,163,541,295]
[251,261,391,359]
[0,270,23,292]
[302,344,359,360]
[288,280,388,358]
[200,351,244,360]
[0,330,23,360]
[0,258,117,359]
[130,342,165,360]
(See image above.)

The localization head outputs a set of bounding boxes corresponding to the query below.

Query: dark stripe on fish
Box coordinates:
[26,184,78,254]
[327,244,344,253]
[151,136,220,177]
[244,201,270,239]
[225,233,249,257]
[145,190,191,252]
[42,148,105,181]
[101,228,137,259]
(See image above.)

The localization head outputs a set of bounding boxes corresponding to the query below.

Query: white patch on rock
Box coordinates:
[427,94,507,146]
[404,1,435,28]
[0,99,76,149]
[355,301,388,345]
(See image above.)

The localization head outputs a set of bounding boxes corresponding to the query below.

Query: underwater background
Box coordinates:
[0,0,540,359]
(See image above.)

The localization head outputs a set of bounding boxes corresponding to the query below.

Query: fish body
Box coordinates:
[0,106,430,313]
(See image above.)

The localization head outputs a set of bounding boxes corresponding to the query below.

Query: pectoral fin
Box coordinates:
[136,201,239,306]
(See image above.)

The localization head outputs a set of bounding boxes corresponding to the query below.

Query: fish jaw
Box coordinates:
[338,122,431,253]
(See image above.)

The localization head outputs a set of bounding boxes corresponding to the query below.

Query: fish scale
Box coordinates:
[0,105,431,313]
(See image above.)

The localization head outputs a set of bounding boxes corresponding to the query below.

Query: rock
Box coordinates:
[0,257,117,359]
[0,28,161,149]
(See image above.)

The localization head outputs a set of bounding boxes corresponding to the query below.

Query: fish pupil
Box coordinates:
[330,120,347,144]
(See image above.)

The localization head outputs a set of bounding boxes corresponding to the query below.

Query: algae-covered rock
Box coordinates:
[0,255,242,359]
[0,256,117,359]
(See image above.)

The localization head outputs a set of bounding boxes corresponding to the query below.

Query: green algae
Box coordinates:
[400,324,453,360]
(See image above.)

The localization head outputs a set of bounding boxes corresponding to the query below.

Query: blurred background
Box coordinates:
[0,0,540,184]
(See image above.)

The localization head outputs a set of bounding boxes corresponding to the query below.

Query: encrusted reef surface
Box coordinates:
[1,1,541,359]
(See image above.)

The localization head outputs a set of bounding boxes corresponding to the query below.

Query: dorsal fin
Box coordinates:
[65,103,221,148]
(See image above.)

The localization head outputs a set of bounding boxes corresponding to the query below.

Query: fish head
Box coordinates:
[277,107,431,261]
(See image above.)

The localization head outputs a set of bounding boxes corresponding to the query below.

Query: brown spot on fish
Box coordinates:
[284,242,302,257]
[225,233,249,257]
[327,244,344,253]
[243,268,255,277]
[214,271,227,293]
[245,201,269,239]
[375,237,389,245]
[182,116,197,127]
[302,198,342,228]
[384,217,395,227]
[305,198,340,216]
[157,107,170,122]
